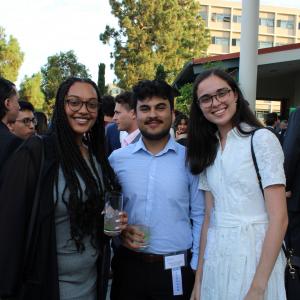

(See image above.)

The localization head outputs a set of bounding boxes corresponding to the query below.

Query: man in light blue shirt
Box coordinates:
[109,80,204,300]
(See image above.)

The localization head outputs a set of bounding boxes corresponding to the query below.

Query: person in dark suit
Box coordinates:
[283,107,300,299]
[106,122,121,156]
[0,77,22,173]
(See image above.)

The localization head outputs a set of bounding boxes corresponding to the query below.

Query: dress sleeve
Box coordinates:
[252,129,286,189]
[198,170,210,191]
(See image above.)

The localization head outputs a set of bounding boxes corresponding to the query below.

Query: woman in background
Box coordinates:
[174,114,189,146]
[34,111,48,135]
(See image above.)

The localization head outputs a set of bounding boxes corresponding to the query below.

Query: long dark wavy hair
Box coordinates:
[51,77,120,252]
[186,69,262,175]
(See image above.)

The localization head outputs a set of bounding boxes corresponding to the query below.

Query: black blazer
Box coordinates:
[0,135,111,300]
[0,121,22,173]
[283,107,300,212]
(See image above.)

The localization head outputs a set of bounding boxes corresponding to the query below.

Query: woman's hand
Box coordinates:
[117,211,128,231]
[244,287,264,300]
[190,280,201,300]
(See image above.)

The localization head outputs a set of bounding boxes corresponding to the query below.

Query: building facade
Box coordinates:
[199,0,300,56]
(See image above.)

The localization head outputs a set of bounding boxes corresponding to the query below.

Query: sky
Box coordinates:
[1,0,300,88]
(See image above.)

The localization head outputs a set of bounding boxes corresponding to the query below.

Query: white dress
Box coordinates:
[199,126,286,300]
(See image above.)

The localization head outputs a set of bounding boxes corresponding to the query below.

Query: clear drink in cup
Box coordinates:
[133,224,150,249]
[103,191,123,236]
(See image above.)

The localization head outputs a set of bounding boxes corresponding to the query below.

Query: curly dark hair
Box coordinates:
[51,77,120,252]
[186,69,262,175]
[132,80,174,110]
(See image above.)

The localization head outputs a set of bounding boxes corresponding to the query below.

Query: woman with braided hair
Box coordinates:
[0,77,127,300]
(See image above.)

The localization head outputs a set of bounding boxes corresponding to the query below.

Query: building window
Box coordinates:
[233,15,242,23]
[211,13,231,23]
[211,36,230,46]
[298,22,300,30]
[199,11,207,20]
[277,20,294,29]
[259,18,274,27]
[258,41,273,49]
[232,38,240,46]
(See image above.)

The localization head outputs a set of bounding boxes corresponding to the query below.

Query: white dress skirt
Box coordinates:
[199,126,286,300]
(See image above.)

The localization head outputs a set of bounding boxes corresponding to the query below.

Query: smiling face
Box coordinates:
[64,82,99,143]
[136,96,173,141]
[196,75,238,134]
[177,119,188,134]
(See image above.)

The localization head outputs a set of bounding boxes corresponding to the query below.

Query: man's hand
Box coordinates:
[121,225,146,250]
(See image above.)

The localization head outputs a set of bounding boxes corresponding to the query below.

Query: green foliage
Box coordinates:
[19,73,45,110]
[100,0,210,90]
[41,50,90,101]
[0,27,24,82]
[175,83,193,115]
[43,98,55,119]
[98,63,107,95]
[155,64,167,81]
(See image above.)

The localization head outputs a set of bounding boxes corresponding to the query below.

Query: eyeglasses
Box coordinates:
[15,117,38,127]
[197,88,232,108]
[65,98,99,113]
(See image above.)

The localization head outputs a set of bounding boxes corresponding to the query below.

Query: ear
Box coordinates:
[130,109,136,120]
[7,122,15,132]
[4,98,10,110]
[172,111,175,123]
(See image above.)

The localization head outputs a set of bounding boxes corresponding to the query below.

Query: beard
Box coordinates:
[140,127,170,141]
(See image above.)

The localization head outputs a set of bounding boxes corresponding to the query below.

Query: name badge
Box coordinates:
[172,267,183,295]
[164,253,185,270]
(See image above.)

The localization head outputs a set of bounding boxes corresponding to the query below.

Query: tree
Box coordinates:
[19,73,45,110]
[98,63,107,95]
[100,0,210,90]
[175,83,193,115]
[41,50,90,101]
[0,27,24,82]
[155,64,167,81]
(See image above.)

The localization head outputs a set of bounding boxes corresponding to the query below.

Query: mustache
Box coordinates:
[145,117,163,125]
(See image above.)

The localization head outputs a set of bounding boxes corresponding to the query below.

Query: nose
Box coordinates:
[211,95,221,106]
[149,108,157,117]
[78,102,89,113]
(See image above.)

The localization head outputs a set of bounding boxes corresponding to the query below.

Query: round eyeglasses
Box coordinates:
[197,88,232,108]
[15,117,38,127]
[65,98,99,113]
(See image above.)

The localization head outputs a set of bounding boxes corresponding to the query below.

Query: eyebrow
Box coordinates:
[66,95,98,100]
[199,87,229,97]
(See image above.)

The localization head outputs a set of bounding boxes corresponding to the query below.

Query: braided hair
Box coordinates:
[51,77,119,252]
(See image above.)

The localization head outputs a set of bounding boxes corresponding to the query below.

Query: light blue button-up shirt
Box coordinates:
[109,136,204,269]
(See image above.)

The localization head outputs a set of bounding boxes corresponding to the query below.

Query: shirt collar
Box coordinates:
[132,134,178,156]
[123,128,140,146]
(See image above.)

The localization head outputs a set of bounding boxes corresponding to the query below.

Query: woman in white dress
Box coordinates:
[187,69,288,300]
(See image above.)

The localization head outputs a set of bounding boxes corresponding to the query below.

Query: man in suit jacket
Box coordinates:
[283,107,300,299]
[106,122,121,156]
[0,77,22,173]
[113,91,140,147]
